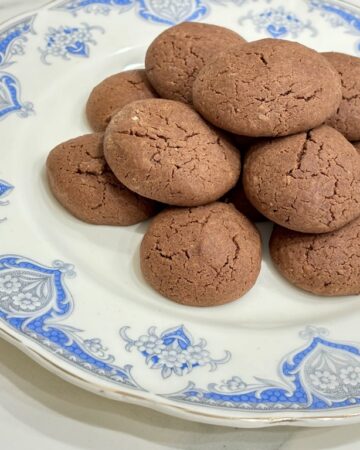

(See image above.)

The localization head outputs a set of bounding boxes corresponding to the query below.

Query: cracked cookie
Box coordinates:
[86,70,158,132]
[324,52,360,141]
[193,39,342,137]
[104,98,241,206]
[140,202,262,306]
[270,218,360,296]
[243,125,360,233]
[145,22,245,104]
[46,133,158,225]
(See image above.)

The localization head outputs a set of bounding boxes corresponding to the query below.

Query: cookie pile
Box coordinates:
[46,22,360,304]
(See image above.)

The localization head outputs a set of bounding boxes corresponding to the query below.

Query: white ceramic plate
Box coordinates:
[1,0,360,429]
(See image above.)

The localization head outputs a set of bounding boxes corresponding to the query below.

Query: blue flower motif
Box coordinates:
[0,255,139,389]
[2,254,360,411]
[309,0,360,32]
[308,0,360,53]
[340,366,360,387]
[0,180,13,203]
[136,0,208,25]
[0,15,35,68]
[39,23,104,64]
[239,6,316,39]
[218,376,247,392]
[0,258,73,316]
[0,73,34,120]
[120,325,231,378]
[53,0,208,24]
[53,0,135,16]
[0,180,14,222]
[166,326,360,410]
[0,274,21,294]
[11,292,43,312]
[309,369,339,390]
[0,16,35,120]
[82,337,113,360]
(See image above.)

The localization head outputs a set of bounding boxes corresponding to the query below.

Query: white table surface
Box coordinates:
[1,1,360,449]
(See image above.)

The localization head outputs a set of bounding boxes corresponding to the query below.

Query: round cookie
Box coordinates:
[46,133,158,225]
[104,99,241,206]
[324,52,360,141]
[140,202,262,306]
[193,39,342,137]
[145,22,245,104]
[86,70,158,131]
[243,125,360,233]
[270,218,360,296]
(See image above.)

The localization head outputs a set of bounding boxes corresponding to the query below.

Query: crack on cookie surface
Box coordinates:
[324,52,360,141]
[145,22,245,104]
[140,203,261,306]
[243,125,360,233]
[104,99,241,206]
[46,133,157,225]
[193,40,342,136]
[270,220,360,295]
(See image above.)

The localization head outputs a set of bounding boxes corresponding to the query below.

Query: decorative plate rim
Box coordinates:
[2,0,360,428]
[4,319,360,428]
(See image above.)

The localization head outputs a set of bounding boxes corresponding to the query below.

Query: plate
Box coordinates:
[1,0,360,429]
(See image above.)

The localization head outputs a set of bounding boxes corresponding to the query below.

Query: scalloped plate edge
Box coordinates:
[2,319,360,428]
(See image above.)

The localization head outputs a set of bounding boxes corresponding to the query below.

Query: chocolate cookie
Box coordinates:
[104,99,241,206]
[324,52,360,141]
[270,219,360,296]
[140,202,262,306]
[243,125,360,233]
[46,133,158,225]
[145,22,245,104]
[86,70,158,131]
[193,39,342,137]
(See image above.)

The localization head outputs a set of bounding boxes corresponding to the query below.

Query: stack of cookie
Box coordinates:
[46,22,360,306]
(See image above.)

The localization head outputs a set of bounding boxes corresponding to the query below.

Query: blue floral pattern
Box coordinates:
[239,6,316,38]
[137,0,208,25]
[165,326,360,410]
[0,16,35,68]
[308,0,360,52]
[0,16,35,120]
[39,23,104,64]
[0,256,139,389]
[1,256,360,410]
[53,0,135,16]
[309,0,360,31]
[120,325,231,378]
[0,73,34,120]
[53,0,209,24]
[0,180,13,222]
